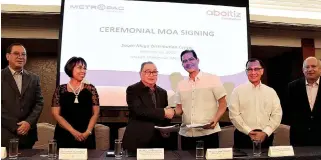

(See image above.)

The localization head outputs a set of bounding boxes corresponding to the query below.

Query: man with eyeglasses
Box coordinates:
[285,57,321,146]
[229,58,282,148]
[1,43,44,149]
[122,61,175,155]
[174,50,227,150]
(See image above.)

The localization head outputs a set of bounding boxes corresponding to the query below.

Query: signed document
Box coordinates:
[186,123,211,128]
[154,124,180,132]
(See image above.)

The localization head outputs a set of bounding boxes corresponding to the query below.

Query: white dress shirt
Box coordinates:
[175,71,226,137]
[306,78,320,111]
[229,82,282,136]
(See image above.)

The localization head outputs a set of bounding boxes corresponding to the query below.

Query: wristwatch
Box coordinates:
[87,130,92,135]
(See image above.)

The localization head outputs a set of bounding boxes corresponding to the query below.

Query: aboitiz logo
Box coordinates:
[206,9,241,20]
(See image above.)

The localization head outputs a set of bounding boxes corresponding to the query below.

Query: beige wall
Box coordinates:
[315,38,321,60]
[250,27,321,47]
[316,49,321,60]
[315,39,321,48]
[1,26,59,39]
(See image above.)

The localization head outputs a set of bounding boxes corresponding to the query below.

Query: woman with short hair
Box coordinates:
[51,57,100,149]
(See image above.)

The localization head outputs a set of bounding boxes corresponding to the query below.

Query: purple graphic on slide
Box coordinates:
[60,70,247,90]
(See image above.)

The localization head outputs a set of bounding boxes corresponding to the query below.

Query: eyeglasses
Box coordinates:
[11,52,26,58]
[143,70,158,76]
[246,68,263,72]
[182,57,196,63]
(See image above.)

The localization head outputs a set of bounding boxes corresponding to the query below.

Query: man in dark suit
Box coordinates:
[286,56,321,146]
[1,43,44,149]
[122,61,175,154]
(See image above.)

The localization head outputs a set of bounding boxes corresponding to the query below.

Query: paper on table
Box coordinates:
[154,124,180,132]
[186,123,211,128]
[1,147,7,159]
[137,148,164,159]
[59,148,88,160]
[268,146,294,157]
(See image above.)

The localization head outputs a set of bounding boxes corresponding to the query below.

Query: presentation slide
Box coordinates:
[59,0,249,106]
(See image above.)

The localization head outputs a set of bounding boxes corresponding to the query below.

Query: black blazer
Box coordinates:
[122,81,170,152]
[1,67,44,147]
[287,77,321,146]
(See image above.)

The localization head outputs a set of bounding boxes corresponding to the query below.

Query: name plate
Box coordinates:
[268,146,294,157]
[206,148,233,159]
[59,148,87,159]
[1,147,7,159]
[137,148,164,159]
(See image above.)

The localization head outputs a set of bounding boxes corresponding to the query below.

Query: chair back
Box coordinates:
[33,123,55,149]
[95,124,110,150]
[118,127,126,141]
[218,125,235,148]
[273,124,290,146]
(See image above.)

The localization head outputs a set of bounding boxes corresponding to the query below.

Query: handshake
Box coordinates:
[164,107,175,119]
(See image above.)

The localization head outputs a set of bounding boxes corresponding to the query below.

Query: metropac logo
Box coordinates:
[206,9,241,20]
[69,4,124,12]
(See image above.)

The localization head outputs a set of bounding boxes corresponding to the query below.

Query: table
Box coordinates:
[5,147,321,159]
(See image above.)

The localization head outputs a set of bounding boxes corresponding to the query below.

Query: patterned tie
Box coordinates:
[150,89,157,108]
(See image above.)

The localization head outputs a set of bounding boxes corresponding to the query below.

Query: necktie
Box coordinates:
[150,89,157,108]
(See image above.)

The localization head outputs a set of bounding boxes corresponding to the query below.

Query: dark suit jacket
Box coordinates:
[122,81,170,152]
[286,77,321,146]
[1,67,44,148]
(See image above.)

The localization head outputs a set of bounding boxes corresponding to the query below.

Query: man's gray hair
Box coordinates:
[140,61,154,72]
[303,57,321,69]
